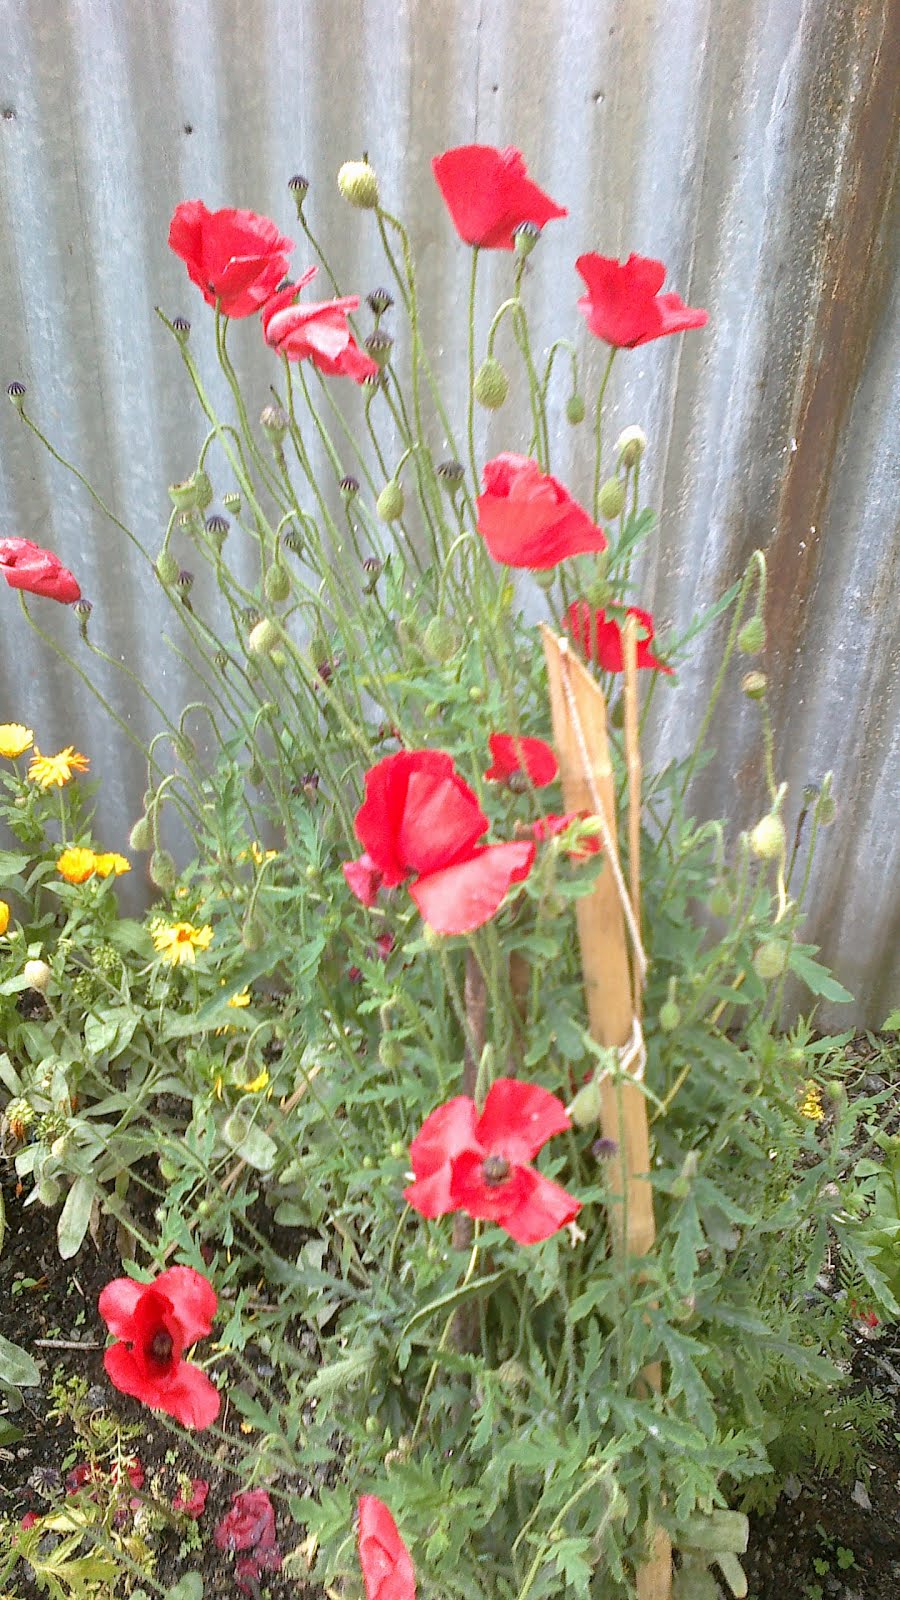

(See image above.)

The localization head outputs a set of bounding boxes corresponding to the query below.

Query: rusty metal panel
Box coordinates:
[0,0,896,1020]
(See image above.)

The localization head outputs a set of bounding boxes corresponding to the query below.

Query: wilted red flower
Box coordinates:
[485,734,558,788]
[565,602,673,674]
[19,1512,39,1531]
[344,750,534,935]
[215,1489,282,1594]
[174,1477,209,1518]
[98,1266,219,1430]
[476,455,607,569]
[530,812,602,861]
[576,253,707,348]
[405,1077,580,1245]
[358,1496,416,1600]
[432,145,567,249]
[0,538,81,603]
[261,267,378,383]
[343,852,383,907]
[168,201,294,318]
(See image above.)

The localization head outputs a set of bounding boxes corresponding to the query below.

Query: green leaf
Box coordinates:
[883,1008,900,1031]
[0,1331,40,1386]
[57,1175,94,1260]
[0,848,31,877]
[788,949,853,1004]
[672,1198,704,1294]
[222,1108,277,1171]
[84,1007,139,1057]
[305,1344,376,1399]
[163,1573,203,1600]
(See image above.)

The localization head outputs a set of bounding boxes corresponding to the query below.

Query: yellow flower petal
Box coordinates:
[241,1069,270,1094]
[0,723,34,759]
[93,852,131,878]
[151,921,214,966]
[56,847,97,885]
[28,746,90,789]
[0,900,10,936]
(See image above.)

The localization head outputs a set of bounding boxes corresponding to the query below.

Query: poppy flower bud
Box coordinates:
[7,380,26,411]
[614,426,647,467]
[129,815,152,852]
[338,159,380,210]
[816,792,837,827]
[223,490,241,514]
[241,913,265,951]
[534,569,557,592]
[206,514,229,549]
[566,394,586,425]
[437,458,465,491]
[376,480,405,522]
[708,883,732,917]
[741,670,767,700]
[474,356,509,410]
[264,564,291,603]
[288,173,310,215]
[569,1076,602,1128]
[248,618,279,655]
[379,1035,403,1070]
[738,615,766,654]
[156,550,180,585]
[749,814,785,861]
[596,477,625,519]
[364,330,393,368]
[753,939,788,981]
[260,404,288,443]
[513,220,541,257]
[23,958,51,992]
[367,287,394,316]
[659,999,681,1032]
[149,850,178,892]
[171,317,191,344]
[422,616,459,662]
[193,471,213,511]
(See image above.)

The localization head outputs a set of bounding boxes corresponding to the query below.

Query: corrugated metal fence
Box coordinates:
[0,0,897,1022]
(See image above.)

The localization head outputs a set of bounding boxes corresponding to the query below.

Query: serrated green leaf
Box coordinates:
[672,1197,704,1294]
[788,949,853,1003]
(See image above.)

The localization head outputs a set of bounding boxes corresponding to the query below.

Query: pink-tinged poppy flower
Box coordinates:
[432,145,567,250]
[345,750,534,935]
[476,455,607,569]
[485,733,558,788]
[0,538,81,603]
[168,201,294,318]
[215,1489,282,1594]
[173,1477,209,1518]
[358,1496,416,1600]
[565,602,673,674]
[405,1078,580,1245]
[98,1266,219,1430]
[576,253,708,348]
[261,267,379,383]
[530,812,602,861]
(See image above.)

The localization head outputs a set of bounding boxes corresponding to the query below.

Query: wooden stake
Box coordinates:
[623,616,643,1019]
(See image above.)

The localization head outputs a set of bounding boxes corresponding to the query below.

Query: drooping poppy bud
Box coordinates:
[338,160,380,210]
[474,357,509,410]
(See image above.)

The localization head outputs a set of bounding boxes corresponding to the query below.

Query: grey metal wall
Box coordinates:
[0,0,897,1023]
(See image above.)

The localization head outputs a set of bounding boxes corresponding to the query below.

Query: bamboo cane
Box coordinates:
[541,625,671,1600]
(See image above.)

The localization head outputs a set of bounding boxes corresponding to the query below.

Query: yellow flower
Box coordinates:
[93,852,131,878]
[56,847,98,884]
[0,900,10,936]
[227,987,252,1009]
[28,746,90,789]
[152,920,214,966]
[239,842,279,866]
[799,1081,824,1122]
[240,1068,270,1095]
[0,723,34,759]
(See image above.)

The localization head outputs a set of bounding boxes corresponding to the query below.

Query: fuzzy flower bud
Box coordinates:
[338,159,380,210]
[753,940,788,981]
[738,615,766,654]
[128,815,152,852]
[376,480,405,523]
[474,356,509,410]
[264,564,291,603]
[23,959,52,993]
[156,550,180,585]
[741,670,767,700]
[749,814,785,861]
[566,394,586,425]
[149,850,177,892]
[248,618,279,655]
[708,884,732,918]
[614,426,647,467]
[260,404,288,443]
[241,913,265,952]
[422,616,459,662]
[659,999,681,1033]
[568,1077,602,1128]
[596,477,626,519]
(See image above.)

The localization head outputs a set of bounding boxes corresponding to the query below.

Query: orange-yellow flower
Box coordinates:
[0,900,10,936]
[239,842,279,866]
[152,920,214,966]
[57,847,98,884]
[0,723,34,759]
[93,852,131,878]
[28,746,90,789]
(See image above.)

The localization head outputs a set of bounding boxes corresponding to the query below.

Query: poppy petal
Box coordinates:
[405,1097,481,1217]
[98,1278,146,1339]
[409,841,534,935]
[358,1497,417,1600]
[476,1077,571,1162]
[153,1266,217,1344]
[485,734,558,787]
[501,1170,581,1245]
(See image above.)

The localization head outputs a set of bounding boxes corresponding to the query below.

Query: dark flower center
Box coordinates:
[149,1330,174,1366]
[482,1154,511,1187]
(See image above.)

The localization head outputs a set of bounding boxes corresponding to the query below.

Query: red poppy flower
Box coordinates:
[485,733,558,788]
[173,1477,209,1518]
[215,1489,282,1594]
[530,812,602,861]
[98,1266,219,1430]
[565,602,673,674]
[576,253,707,348]
[358,1496,416,1600]
[476,455,607,569]
[261,268,378,383]
[405,1078,580,1245]
[19,1512,39,1531]
[345,750,534,935]
[0,538,81,603]
[168,201,294,318]
[432,145,567,249]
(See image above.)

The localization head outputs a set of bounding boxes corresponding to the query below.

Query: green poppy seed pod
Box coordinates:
[23,958,52,993]
[376,479,405,522]
[260,404,288,443]
[513,220,541,258]
[223,490,241,514]
[566,394,586,425]
[741,670,767,700]
[614,425,647,467]
[753,940,788,981]
[364,330,393,368]
[248,618,279,655]
[7,380,26,412]
[149,849,177,892]
[367,286,393,316]
[569,1076,602,1128]
[264,564,291,603]
[596,477,626,519]
[241,913,265,952]
[206,514,229,550]
[288,173,310,215]
[474,356,509,410]
[659,999,681,1033]
[338,159,380,210]
[708,883,732,917]
[171,316,191,344]
[436,458,466,492]
[128,815,152,852]
[155,550,180,585]
[422,616,459,662]
[535,569,556,592]
[749,814,786,861]
[738,615,766,654]
[168,477,199,512]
